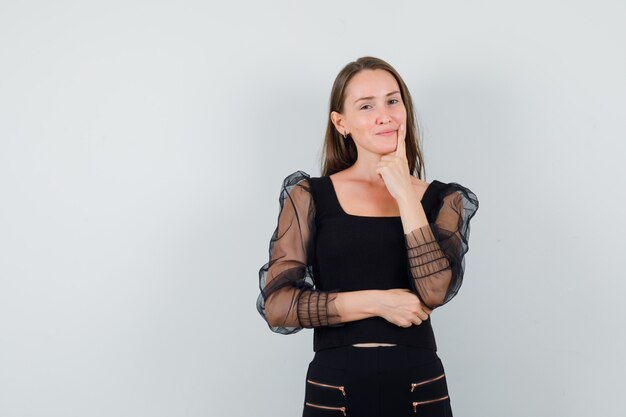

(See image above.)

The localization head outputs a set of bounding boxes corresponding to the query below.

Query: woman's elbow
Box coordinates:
[264,295,296,328]
[264,298,280,327]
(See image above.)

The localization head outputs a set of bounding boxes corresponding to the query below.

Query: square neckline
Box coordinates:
[324,175,434,219]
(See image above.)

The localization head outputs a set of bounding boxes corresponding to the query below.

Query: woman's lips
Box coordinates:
[377,130,396,136]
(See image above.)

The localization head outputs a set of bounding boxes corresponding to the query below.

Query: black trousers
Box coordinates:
[302,345,453,417]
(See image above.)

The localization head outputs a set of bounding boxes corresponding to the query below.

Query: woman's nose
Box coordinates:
[377,111,392,124]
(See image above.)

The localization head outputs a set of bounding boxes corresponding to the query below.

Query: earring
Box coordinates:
[342,131,348,139]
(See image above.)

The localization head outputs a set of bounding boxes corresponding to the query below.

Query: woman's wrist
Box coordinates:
[333,290,386,322]
[396,182,419,204]
[397,186,420,210]
[364,290,385,317]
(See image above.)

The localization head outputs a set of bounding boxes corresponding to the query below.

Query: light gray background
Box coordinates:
[1,1,624,416]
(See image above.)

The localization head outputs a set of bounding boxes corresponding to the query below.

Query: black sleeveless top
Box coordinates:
[256,170,479,352]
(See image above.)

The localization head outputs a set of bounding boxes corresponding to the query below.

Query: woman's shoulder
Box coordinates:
[432,179,478,200]
[278,170,316,186]
[278,170,325,196]
[281,170,310,183]
[427,179,479,216]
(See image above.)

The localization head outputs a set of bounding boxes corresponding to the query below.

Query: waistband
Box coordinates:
[311,344,439,372]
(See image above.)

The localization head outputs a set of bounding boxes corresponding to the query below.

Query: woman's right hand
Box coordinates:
[376,288,432,328]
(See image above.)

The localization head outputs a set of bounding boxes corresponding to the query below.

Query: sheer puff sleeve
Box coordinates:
[256,170,345,334]
[405,182,479,310]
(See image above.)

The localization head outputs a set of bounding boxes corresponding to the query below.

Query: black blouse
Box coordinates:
[256,170,479,351]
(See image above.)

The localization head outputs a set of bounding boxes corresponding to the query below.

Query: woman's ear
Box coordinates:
[330,111,346,135]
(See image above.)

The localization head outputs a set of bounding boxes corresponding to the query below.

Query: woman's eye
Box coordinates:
[361,99,399,110]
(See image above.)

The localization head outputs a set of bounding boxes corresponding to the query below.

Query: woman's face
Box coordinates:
[332,69,407,156]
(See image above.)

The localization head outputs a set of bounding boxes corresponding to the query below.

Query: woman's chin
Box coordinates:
[376,141,397,154]
[359,138,397,155]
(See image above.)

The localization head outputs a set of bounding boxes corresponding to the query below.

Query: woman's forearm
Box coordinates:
[334,290,383,323]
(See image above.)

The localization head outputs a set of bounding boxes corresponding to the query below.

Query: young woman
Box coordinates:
[256,56,479,417]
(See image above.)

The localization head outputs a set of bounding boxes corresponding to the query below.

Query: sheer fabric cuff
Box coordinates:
[297,289,343,328]
[405,224,452,310]
[405,224,451,278]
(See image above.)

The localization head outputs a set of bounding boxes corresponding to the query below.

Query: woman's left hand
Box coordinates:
[375,124,416,201]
